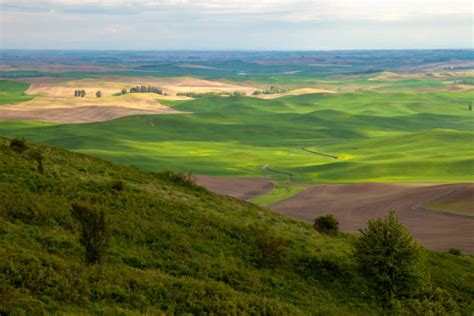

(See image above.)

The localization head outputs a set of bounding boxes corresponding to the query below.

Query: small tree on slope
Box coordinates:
[354,211,422,300]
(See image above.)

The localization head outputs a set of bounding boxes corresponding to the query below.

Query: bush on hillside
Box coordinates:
[313,214,339,234]
[252,226,286,269]
[296,256,346,282]
[9,138,27,153]
[71,202,108,265]
[448,248,462,256]
[111,180,125,192]
[355,211,422,300]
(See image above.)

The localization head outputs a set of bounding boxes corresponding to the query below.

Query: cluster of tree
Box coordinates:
[252,86,287,95]
[454,79,474,85]
[74,90,86,97]
[129,85,164,95]
[177,91,246,98]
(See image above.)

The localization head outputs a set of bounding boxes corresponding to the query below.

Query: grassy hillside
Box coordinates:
[0,138,473,314]
[0,80,34,105]
[1,90,473,185]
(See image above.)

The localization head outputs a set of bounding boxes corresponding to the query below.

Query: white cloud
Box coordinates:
[2,0,471,21]
[0,0,472,49]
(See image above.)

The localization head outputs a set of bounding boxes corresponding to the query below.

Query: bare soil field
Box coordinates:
[0,93,184,123]
[272,183,474,252]
[193,175,274,200]
[22,77,258,97]
[0,105,179,124]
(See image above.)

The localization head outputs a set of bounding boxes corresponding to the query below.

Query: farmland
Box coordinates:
[1,82,472,184]
[0,50,473,253]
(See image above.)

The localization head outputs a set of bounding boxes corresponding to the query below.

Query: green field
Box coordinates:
[0,80,34,105]
[1,88,473,185]
[1,138,473,314]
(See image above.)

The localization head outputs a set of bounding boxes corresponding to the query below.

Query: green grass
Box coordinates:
[251,183,309,207]
[0,138,473,314]
[426,202,474,217]
[1,90,473,187]
[0,80,34,105]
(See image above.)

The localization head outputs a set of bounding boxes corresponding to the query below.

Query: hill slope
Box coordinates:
[0,138,473,314]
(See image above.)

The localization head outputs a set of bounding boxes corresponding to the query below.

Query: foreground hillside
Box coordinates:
[0,138,473,314]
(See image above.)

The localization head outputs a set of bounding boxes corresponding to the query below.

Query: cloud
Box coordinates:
[2,0,470,21]
[0,0,471,49]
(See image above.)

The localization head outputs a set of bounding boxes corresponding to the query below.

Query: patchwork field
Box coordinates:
[2,84,472,182]
[0,62,473,252]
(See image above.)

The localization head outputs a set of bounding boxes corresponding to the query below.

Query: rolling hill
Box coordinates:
[1,88,473,184]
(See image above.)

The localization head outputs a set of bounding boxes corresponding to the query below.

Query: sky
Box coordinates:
[0,0,472,50]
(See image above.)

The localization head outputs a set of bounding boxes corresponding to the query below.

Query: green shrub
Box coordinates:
[355,211,422,300]
[252,227,286,269]
[71,202,108,265]
[296,256,345,282]
[447,248,462,256]
[9,138,27,153]
[313,214,339,234]
[111,180,125,192]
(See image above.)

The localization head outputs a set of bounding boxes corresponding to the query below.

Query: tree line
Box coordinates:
[252,86,287,95]
[129,85,164,95]
[74,90,86,97]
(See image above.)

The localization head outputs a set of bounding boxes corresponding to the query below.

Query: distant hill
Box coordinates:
[0,138,473,314]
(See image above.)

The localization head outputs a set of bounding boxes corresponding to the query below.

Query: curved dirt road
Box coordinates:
[300,147,338,159]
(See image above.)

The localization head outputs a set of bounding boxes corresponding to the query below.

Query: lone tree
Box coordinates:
[469,101,472,111]
[9,138,27,153]
[121,88,127,95]
[354,211,422,300]
[96,90,102,98]
[71,202,108,265]
[313,214,339,234]
[80,90,86,98]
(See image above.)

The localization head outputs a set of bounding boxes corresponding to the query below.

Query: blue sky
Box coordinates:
[0,0,472,50]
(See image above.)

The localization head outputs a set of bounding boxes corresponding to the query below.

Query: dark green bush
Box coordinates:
[296,256,345,282]
[9,138,27,153]
[355,211,422,300]
[111,180,125,192]
[448,248,462,256]
[71,202,108,265]
[252,227,286,269]
[313,214,339,234]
